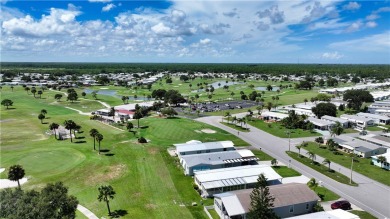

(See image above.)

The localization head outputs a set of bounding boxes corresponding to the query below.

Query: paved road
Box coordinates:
[196,116,390,219]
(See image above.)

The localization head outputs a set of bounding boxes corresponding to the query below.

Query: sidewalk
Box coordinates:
[77,205,99,219]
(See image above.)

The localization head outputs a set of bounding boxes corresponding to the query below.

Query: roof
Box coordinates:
[236,149,256,158]
[175,141,234,154]
[372,150,390,160]
[195,165,281,190]
[116,109,134,115]
[321,115,349,124]
[215,183,319,217]
[340,114,373,122]
[354,146,373,153]
[285,209,360,219]
[334,136,381,150]
[114,101,155,111]
[357,112,390,121]
[181,151,242,167]
[308,117,334,127]
[261,111,288,119]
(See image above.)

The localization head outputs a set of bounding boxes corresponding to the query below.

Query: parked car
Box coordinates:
[331,200,351,210]
[359,130,367,135]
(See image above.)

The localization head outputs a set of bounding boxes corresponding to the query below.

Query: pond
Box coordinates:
[209,81,243,88]
[83,89,150,101]
[255,86,280,91]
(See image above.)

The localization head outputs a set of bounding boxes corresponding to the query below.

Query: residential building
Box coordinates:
[340,114,374,130]
[180,149,258,175]
[214,183,319,219]
[333,136,387,157]
[321,116,349,128]
[174,141,235,158]
[368,101,390,116]
[356,112,390,125]
[195,165,282,198]
[371,149,390,170]
[260,111,288,121]
[307,117,334,131]
[286,209,360,219]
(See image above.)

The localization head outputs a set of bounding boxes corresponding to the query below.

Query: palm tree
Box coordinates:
[97,185,116,215]
[8,165,25,189]
[331,122,344,137]
[37,90,43,98]
[133,110,143,128]
[224,112,231,124]
[266,102,273,111]
[38,113,45,124]
[271,159,278,167]
[307,178,318,191]
[323,158,331,171]
[126,122,134,132]
[377,156,387,169]
[89,129,99,150]
[96,133,104,154]
[304,98,308,105]
[306,151,316,163]
[296,145,302,157]
[64,120,76,142]
[41,109,47,115]
[49,123,59,139]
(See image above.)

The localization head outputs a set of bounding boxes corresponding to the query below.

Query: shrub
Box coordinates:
[138,137,147,143]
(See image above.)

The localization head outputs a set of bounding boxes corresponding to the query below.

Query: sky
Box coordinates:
[1,0,389,64]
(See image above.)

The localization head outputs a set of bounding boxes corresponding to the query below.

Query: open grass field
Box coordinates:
[286,151,357,186]
[350,210,378,219]
[303,142,390,186]
[0,86,249,218]
[247,119,321,138]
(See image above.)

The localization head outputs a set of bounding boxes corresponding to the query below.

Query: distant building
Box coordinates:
[340,114,374,130]
[174,141,235,158]
[214,183,319,219]
[356,112,390,125]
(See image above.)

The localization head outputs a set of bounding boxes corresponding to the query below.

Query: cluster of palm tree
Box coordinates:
[64,120,81,143]
[89,129,104,154]
[38,109,47,124]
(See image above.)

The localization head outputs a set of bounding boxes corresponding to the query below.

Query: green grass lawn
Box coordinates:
[207,208,220,219]
[366,126,383,131]
[286,151,357,186]
[315,186,340,202]
[251,149,274,161]
[350,210,378,219]
[303,142,390,186]
[0,86,249,219]
[271,166,301,177]
[247,119,321,138]
[220,122,250,132]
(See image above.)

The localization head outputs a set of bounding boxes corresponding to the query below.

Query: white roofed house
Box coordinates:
[194,165,282,198]
[179,149,259,176]
[307,117,334,131]
[371,149,390,170]
[321,115,349,128]
[260,111,288,121]
[356,112,390,125]
[174,141,235,158]
[340,114,374,130]
[213,183,319,219]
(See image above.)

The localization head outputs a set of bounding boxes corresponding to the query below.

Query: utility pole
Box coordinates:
[350,155,354,184]
[286,130,291,151]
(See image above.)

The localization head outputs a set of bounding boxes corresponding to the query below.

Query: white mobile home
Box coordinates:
[356,112,390,125]
[340,114,374,130]
[174,141,235,158]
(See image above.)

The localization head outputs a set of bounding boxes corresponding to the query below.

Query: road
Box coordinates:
[196,116,390,219]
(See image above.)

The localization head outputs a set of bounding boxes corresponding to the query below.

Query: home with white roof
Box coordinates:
[174,141,235,158]
[340,114,375,130]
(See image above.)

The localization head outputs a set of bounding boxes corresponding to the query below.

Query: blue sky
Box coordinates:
[1,0,389,64]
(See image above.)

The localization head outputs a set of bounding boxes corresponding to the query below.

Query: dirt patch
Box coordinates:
[132,192,142,198]
[147,147,159,155]
[86,164,127,185]
[32,134,49,141]
[201,129,216,134]
[145,204,157,210]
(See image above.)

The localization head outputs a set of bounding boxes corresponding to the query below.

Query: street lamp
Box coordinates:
[286,130,291,151]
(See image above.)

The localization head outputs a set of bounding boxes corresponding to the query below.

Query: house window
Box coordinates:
[306,203,309,210]
[289,205,294,213]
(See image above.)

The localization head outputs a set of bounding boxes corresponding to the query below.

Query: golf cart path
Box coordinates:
[77,205,99,219]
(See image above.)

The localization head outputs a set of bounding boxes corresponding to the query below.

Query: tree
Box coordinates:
[225,111,231,123]
[306,151,316,163]
[67,92,78,103]
[164,90,185,105]
[296,145,302,157]
[10,85,14,91]
[64,120,77,142]
[54,94,63,101]
[266,84,273,92]
[38,113,45,124]
[1,99,13,109]
[266,102,273,111]
[41,109,47,115]
[8,165,25,189]
[31,87,37,97]
[351,76,360,84]
[25,87,30,94]
[318,79,325,87]
[89,129,99,150]
[91,91,98,100]
[49,123,59,140]
[315,137,324,146]
[331,121,344,137]
[307,178,318,191]
[133,110,143,128]
[161,107,178,117]
[343,89,374,111]
[312,102,337,118]
[126,122,134,132]
[96,133,103,154]
[248,174,278,219]
[377,156,387,169]
[37,90,43,98]
[82,92,86,98]
[98,185,116,216]
[121,96,127,104]
[304,98,308,105]
[271,159,278,167]
[323,159,331,171]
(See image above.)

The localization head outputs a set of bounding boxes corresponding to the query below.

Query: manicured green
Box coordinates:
[286,151,357,186]
[366,126,383,131]
[314,186,340,202]
[1,86,249,219]
[208,209,220,219]
[350,210,378,219]
[271,166,301,177]
[252,149,274,161]
[221,122,250,132]
[303,142,390,186]
[247,119,321,138]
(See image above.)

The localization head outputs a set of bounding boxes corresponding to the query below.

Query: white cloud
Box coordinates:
[102,3,116,12]
[345,20,362,33]
[200,38,211,45]
[343,2,361,11]
[151,22,174,36]
[321,51,344,60]
[88,0,111,2]
[329,32,390,52]
[366,21,377,28]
